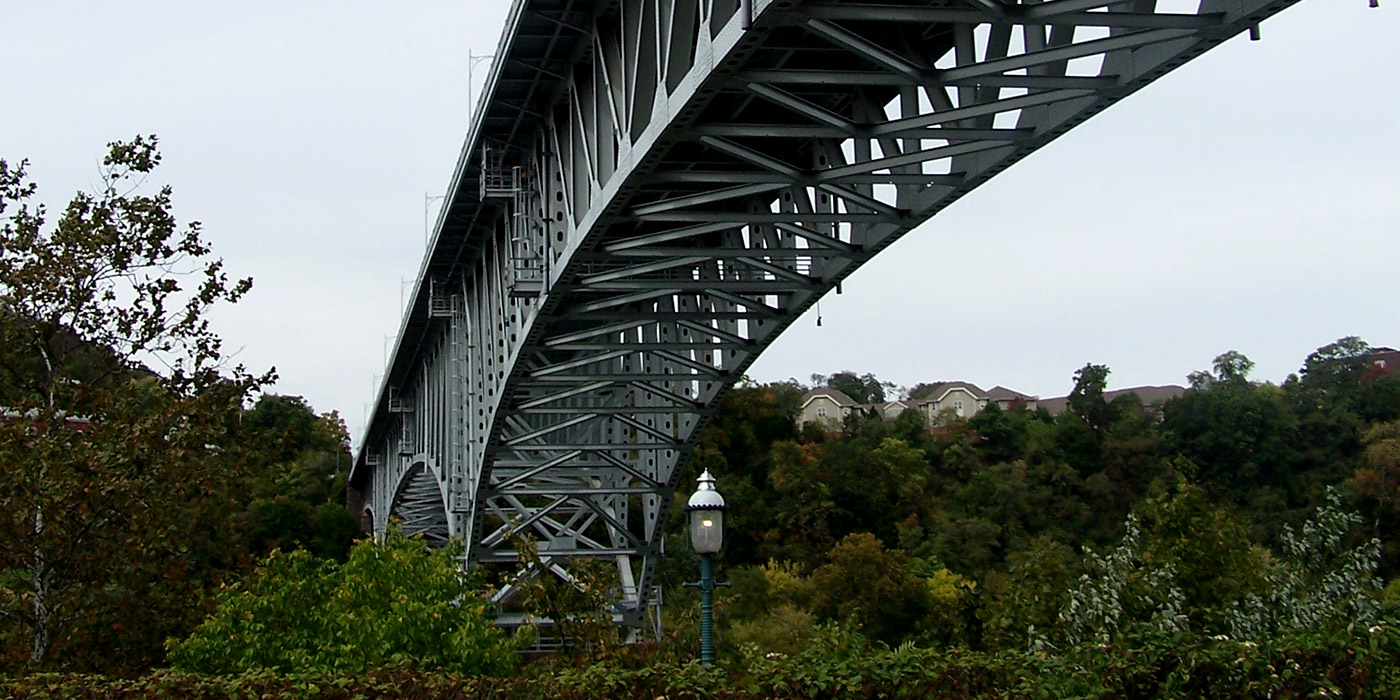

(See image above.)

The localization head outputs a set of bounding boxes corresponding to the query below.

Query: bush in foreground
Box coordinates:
[7,619,1398,699]
[167,530,520,675]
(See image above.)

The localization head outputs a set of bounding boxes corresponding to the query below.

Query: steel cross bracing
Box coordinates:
[352,0,1317,633]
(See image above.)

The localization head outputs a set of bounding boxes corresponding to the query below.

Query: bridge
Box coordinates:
[351,0,1324,634]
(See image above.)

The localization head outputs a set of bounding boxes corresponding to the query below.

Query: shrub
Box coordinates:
[167,529,520,675]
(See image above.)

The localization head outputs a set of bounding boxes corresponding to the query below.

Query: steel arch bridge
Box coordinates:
[352,0,1326,632]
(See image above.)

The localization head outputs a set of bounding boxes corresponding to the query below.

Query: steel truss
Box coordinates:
[353,0,1314,634]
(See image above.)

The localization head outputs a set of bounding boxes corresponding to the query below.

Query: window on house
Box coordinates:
[953,400,964,412]
[979,400,988,409]
[817,407,827,417]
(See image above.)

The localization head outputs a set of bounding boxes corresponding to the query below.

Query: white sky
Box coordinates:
[3,2,1395,444]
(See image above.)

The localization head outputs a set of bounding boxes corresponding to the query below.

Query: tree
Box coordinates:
[1067,363,1115,434]
[1302,336,1373,384]
[767,441,835,563]
[1351,420,1400,577]
[0,138,270,672]
[1225,489,1382,639]
[826,371,888,405]
[241,395,358,559]
[979,536,1080,649]
[1165,354,1296,494]
[810,533,930,644]
[1211,350,1254,385]
[1354,420,1400,519]
[168,529,520,674]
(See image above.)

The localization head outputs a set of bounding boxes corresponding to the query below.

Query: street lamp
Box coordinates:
[685,469,725,665]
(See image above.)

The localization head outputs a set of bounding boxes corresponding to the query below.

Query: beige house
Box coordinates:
[799,382,1036,428]
[912,382,1037,423]
[1038,385,1185,415]
[798,387,862,428]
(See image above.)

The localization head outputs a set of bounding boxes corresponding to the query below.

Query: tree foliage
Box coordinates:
[168,529,520,675]
[668,339,1396,660]
[0,138,271,672]
[240,395,358,560]
[818,371,889,405]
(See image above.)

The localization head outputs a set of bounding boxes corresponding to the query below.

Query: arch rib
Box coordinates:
[354,0,1323,634]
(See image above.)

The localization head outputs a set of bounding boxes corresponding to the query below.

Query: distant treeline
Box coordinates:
[655,337,1400,652]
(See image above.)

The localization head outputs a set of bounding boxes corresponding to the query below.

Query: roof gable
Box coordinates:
[800,387,859,409]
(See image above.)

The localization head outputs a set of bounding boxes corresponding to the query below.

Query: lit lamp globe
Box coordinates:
[686,470,726,555]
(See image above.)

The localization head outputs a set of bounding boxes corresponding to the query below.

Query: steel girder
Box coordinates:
[353,0,1314,633]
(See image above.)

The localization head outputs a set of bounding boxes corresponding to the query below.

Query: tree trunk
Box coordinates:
[30,558,51,668]
[29,506,52,669]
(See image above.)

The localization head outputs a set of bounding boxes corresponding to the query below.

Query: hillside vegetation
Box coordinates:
[661,340,1400,655]
[4,140,1396,697]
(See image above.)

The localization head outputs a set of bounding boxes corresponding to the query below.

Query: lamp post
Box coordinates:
[685,469,725,666]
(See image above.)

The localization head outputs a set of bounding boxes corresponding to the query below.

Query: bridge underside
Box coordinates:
[353,0,1310,632]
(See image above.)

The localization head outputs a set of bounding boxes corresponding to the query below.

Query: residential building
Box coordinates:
[798,387,862,428]
[911,381,1037,422]
[1037,385,1186,415]
[798,382,1037,428]
[878,399,909,420]
[1364,347,1400,373]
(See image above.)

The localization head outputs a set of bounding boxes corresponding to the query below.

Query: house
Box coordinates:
[878,399,909,420]
[911,382,1038,422]
[985,385,1038,410]
[1364,347,1400,373]
[798,387,862,428]
[914,381,985,421]
[1037,385,1186,416]
[798,382,1038,428]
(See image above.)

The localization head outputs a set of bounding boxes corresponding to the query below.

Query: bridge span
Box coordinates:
[352,0,1322,633]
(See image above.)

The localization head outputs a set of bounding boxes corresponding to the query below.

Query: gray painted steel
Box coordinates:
[352,0,1312,633]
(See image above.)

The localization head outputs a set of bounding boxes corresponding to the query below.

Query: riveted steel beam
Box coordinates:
[358,0,1323,640]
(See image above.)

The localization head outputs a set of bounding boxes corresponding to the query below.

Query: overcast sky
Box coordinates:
[3,1,1394,444]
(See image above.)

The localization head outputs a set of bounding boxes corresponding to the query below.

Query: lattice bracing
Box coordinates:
[353,0,1327,634]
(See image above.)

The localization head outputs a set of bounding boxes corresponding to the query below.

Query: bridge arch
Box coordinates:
[388,456,451,546]
[352,0,1332,635]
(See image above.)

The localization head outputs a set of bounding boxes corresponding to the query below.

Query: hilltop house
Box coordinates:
[799,387,862,428]
[799,382,1037,428]
[911,382,1038,422]
[1364,347,1400,373]
[1037,385,1186,415]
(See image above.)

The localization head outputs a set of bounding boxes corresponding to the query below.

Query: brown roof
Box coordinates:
[986,385,1036,402]
[1039,385,1186,415]
[1366,348,1400,370]
[913,381,985,405]
[801,387,860,408]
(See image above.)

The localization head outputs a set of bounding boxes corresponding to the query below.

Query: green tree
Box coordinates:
[1067,363,1116,434]
[824,371,888,405]
[169,529,519,674]
[979,536,1080,649]
[1164,353,1296,494]
[766,441,834,563]
[1354,420,1400,521]
[241,395,358,559]
[1226,489,1383,639]
[0,138,269,672]
[810,533,930,644]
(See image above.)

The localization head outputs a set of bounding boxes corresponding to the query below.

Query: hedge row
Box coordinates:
[4,624,1397,700]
